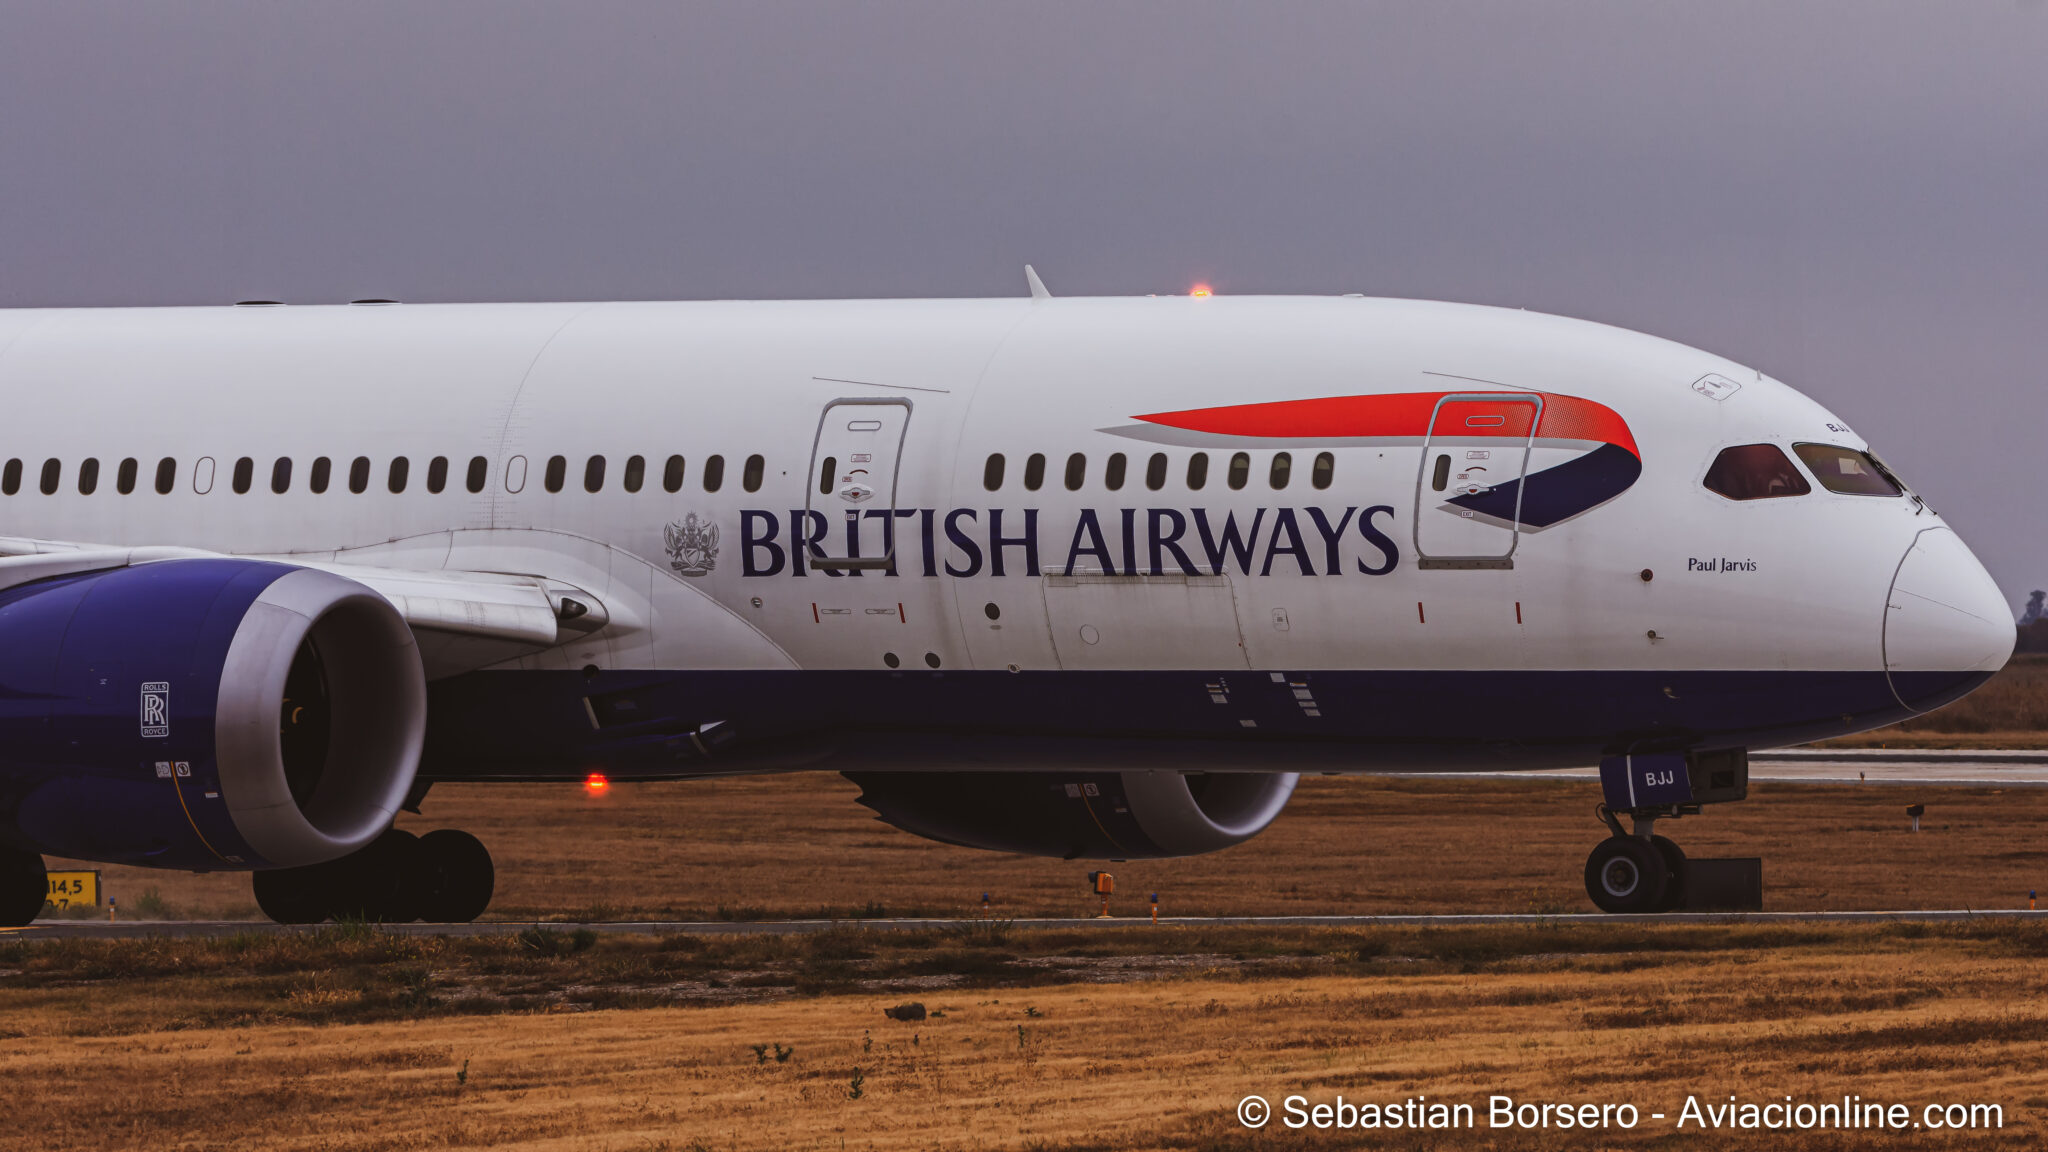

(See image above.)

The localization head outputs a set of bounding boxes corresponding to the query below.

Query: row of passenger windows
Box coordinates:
[969,450,1336,494]
[1703,442,1903,501]
[0,454,767,496]
[4,446,1338,499]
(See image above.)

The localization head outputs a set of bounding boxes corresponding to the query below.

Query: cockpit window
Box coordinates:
[1792,443,1903,496]
[1703,443,1811,501]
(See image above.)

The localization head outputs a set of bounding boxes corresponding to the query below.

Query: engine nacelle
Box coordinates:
[845,769,1298,859]
[0,559,425,870]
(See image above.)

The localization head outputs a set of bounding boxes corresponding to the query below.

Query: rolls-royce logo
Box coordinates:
[664,514,719,577]
[141,681,170,738]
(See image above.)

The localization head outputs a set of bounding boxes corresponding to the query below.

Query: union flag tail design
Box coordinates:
[1112,391,1641,528]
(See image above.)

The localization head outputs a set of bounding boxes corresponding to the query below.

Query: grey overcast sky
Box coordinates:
[2,3,2042,603]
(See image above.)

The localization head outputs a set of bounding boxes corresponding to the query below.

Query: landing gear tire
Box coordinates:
[255,828,494,925]
[1584,836,1670,914]
[1650,835,1688,913]
[0,847,47,928]
[326,829,423,923]
[416,829,494,924]
[253,864,335,924]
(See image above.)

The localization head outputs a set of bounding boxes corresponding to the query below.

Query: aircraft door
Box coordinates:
[1414,393,1542,570]
[806,398,912,572]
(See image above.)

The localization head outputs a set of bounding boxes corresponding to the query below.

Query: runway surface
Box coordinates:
[10,908,2048,940]
[1420,748,2048,787]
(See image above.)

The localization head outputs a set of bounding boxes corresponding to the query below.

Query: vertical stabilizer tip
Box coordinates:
[1025,265,1051,300]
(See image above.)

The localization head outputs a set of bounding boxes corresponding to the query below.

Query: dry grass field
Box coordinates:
[45,773,2048,924]
[3,922,2045,1149]
[1822,654,2048,748]
[13,658,2048,1149]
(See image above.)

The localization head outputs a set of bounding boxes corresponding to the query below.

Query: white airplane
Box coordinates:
[0,274,2012,925]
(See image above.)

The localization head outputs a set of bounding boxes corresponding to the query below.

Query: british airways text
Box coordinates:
[735,506,1402,578]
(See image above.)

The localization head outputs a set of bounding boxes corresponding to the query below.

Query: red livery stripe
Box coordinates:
[1135,391,1638,458]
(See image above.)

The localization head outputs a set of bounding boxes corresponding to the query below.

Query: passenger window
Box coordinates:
[1792,443,1903,496]
[1023,453,1046,491]
[1312,451,1335,490]
[1104,452,1126,491]
[1227,452,1250,490]
[663,455,685,493]
[622,455,645,494]
[584,455,605,493]
[426,456,448,494]
[544,455,566,493]
[117,458,138,495]
[231,457,253,495]
[2,458,19,495]
[1186,452,1209,490]
[703,454,725,492]
[349,456,371,494]
[983,453,1005,491]
[309,457,331,494]
[743,454,764,492]
[467,456,489,493]
[1269,452,1292,489]
[388,457,409,494]
[1703,444,1810,501]
[1431,454,1451,492]
[40,458,60,495]
[271,457,292,494]
[819,456,837,494]
[78,458,99,496]
[155,457,177,495]
[1064,453,1086,491]
[1145,452,1168,491]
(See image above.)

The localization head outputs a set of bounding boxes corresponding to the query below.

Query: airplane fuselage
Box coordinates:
[0,295,2011,782]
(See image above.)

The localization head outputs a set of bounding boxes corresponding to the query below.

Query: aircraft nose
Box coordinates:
[1883,526,2014,712]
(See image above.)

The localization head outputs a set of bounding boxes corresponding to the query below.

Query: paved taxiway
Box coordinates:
[11,908,2048,940]
[1421,748,2048,788]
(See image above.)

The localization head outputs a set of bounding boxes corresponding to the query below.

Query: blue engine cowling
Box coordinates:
[0,558,426,870]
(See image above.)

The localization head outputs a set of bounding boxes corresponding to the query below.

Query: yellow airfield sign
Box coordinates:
[46,871,101,910]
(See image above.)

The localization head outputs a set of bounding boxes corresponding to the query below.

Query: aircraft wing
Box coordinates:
[0,537,606,654]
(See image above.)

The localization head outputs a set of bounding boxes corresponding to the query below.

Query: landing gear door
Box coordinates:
[806,398,912,571]
[1414,392,1541,570]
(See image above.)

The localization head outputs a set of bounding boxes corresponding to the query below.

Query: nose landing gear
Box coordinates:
[1582,748,1748,914]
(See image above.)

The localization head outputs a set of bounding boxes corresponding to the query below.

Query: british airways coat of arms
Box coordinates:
[664,514,719,577]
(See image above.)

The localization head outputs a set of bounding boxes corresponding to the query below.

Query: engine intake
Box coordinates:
[846,769,1298,859]
[0,559,425,869]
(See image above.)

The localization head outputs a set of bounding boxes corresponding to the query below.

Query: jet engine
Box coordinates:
[0,558,426,871]
[845,769,1298,859]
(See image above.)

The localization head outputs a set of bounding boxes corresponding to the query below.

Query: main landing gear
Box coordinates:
[0,845,47,928]
[1583,807,1687,914]
[254,828,494,924]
